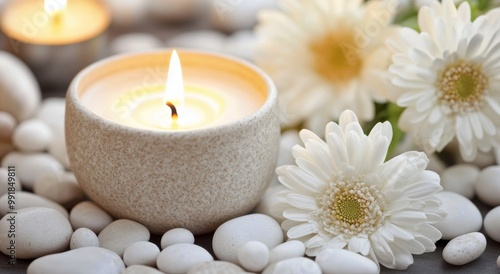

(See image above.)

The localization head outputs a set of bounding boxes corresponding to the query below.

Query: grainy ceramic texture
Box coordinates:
[66,49,280,234]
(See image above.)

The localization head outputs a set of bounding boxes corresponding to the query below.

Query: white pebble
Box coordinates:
[276,130,301,167]
[212,213,283,264]
[110,33,163,55]
[238,241,269,272]
[123,241,160,267]
[48,133,70,169]
[0,191,68,218]
[255,183,287,223]
[187,261,246,274]
[433,191,482,240]
[123,265,165,274]
[0,111,16,140]
[70,201,114,234]
[1,152,64,189]
[34,171,84,209]
[98,219,150,257]
[475,166,500,206]
[36,98,65,134]
[36,98,69,167]
[12,119,52,152]
[315,249,378,274]
[209,0,279,32]
[269,240,305,264]
[484,206,500,243]
[0,167,22,196]
[27,247,125,274]
[166,30,226,52]
[223,31,257,61]
[148,0,203,23]
[103,0,148,28]
[440,164,479,199]
[442,232,486,265]
[157,243,213,274]
[497,254,500,268]
[0,208,72,259]
[262,257,321,274]
[70,228,99,249]
[161,227,195,249]
[0,51,41,121]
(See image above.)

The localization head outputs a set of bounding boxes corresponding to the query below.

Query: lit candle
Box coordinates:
[66,49,280,234]
[0,0,110,88]
[80,50,265,131]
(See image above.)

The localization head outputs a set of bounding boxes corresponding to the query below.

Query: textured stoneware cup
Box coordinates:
[65,49,280,234]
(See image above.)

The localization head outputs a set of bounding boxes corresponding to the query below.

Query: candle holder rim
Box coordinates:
[67,48,278,136]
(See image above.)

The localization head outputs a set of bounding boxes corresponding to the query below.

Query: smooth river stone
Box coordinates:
[161,227,195,249]
[165,30,226,52]
[187,261,246,274]
[0,167,22,196]
[262,257,321,274]
[27,247,125,274]
[0,111,16,140]
[157,243,213,274]
[0,207,72,259]
[33,171,85,209]
[212,213,284,264]
[36,98,70,168]
[484,206,500,243]
[70,201,114,234]
[110,33,163,55]
[209,0,279,32]
[276,130,301,167]
[433,191,482,240]
[12,119,52,152]
[442,232,487,265]
[70,228,99,249]
[255,183,287,223]
[0,191,68,218]
[103,0,148,28]
[0,51,41,121]
[223,30,256,61]
[98,219,150,257]
[36,98,65,134]
[48,133,70,169]
[123,265,165,274]
[1,152,64,189]
[440,164,479,199]
[123,241,160,267]
[315,249,379,274]
[148,0,203,23]
[475,166,500,206]
[268,240,305,264]
[238,241,269,272]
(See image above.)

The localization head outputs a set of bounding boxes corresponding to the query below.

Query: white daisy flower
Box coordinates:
[255,0,399,126]
[275,110,444,270]
[387,0,500,161]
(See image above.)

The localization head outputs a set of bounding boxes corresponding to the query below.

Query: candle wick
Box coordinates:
[166,101,178,122]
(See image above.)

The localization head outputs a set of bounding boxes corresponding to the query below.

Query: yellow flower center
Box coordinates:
[310,28,363,85]
[334,192,365,226]
[437,61,489,114]
[317,175,384,237]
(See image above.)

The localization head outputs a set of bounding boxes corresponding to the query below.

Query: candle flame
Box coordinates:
[164,50,185,123]
[45,0,67,25]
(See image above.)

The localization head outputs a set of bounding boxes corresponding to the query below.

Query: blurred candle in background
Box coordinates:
[0,0,110,89]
